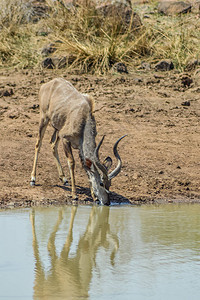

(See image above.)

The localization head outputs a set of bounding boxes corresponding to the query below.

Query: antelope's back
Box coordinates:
[39,78,93,132]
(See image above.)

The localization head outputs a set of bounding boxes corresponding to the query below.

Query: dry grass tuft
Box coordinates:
[0,0,199,72]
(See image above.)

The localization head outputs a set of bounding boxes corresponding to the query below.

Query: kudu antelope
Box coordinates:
[30,78,126,205]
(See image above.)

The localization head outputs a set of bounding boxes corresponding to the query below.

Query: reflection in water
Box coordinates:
[1,204,200,299]
[30,206,119,299]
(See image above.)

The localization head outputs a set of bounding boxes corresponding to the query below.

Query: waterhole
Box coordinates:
[0,204,200,299]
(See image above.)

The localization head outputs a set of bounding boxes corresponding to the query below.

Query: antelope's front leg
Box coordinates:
[62,140,78,200]
[30,117,49,186]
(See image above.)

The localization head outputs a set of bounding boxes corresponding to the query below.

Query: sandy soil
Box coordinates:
[0,68,200,209]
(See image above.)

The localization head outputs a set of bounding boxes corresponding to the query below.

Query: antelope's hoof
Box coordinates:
[70,194,78,202]
[30,181,35,187]
[72,198,78,206]
[60,177,68,186]
[95,199,101,205]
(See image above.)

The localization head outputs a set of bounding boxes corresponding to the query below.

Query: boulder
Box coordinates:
[42,57,54,69]
[158,1,192,15]
[42,56,67,69]
[155,60,174,71]
[0,88,14,97]
[112,62,128,73]
[96,0,142,32]
[181,100,190,106]
[41,43,57,56]
[180,75,193,87]
[23,0,49,23]
[139,61,151,70]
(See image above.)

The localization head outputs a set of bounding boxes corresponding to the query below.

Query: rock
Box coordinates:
[23,0,49,23]
[42,56,67,69]
[155,60,174,71]
[181,75,193,87]
[140,61,151,70]
[158,1,192,15]
[0,88,14,97]
[42,57,54,69]
[133,77,143,83]
[112,62,128,73]
[181,100,190,106]
[30,104,39,110]
[41,43,57,56]
[96,0,142,32]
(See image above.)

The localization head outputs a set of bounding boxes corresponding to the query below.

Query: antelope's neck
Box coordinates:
[79,114,97,163]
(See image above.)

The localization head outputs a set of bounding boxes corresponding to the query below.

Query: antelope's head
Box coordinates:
[85,135,127,205]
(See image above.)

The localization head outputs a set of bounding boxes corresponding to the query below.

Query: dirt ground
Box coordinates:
[0,68,200,209]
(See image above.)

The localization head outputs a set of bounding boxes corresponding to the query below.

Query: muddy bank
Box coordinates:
[0,69,200,209]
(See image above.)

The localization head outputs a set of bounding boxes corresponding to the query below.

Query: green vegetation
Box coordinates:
[0,0,199,73]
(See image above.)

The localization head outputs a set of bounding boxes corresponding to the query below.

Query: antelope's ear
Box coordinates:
[103,156,113,171]
[85,158,92,169]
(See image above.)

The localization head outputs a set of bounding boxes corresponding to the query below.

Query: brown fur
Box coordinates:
[83,94,95,115]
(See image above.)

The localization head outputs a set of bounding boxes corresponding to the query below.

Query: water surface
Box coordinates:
[0,204,200,299]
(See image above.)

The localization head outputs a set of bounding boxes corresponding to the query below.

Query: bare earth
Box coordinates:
[0,68,200,209]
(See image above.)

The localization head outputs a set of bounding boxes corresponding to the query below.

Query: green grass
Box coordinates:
[0,0,199,73]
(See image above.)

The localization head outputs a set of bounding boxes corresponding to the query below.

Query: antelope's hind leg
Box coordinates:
[50,129,68,186]
[62,139,77,200]
[30,117,49,186]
